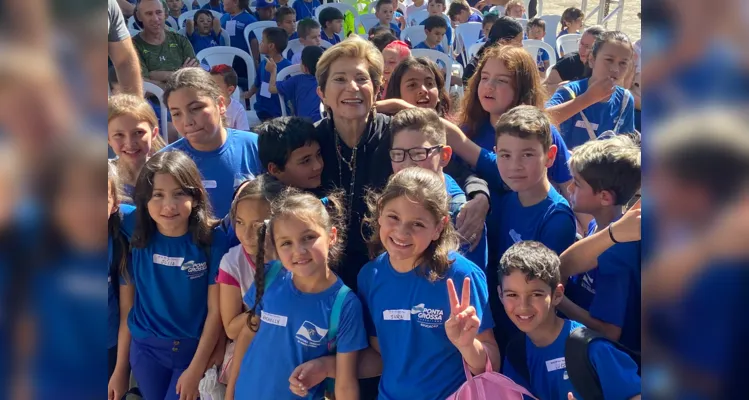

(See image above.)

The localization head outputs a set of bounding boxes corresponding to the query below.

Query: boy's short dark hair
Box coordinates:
[193,9,213,24]
[375,0,395,12]
[527,17,546,32]
[297,18,321,39]
[482,13,499,27]
[257,117,319,171]
[318,6,344,29]
[301,46,325,75]
[495,105,552,151]
[275,6,296,23]
[569,135,641,206]
[423,15,448,31]
[263,27,289,53]
[371,31,398,51]
[208,64,239,88]
[499,241,561,290]
[391,108,446,146]
[447,1,470,18]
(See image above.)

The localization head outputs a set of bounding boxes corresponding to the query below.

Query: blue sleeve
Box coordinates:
[548,126,572,184]
[247,133,262,176]
[474,148,505,195]
[458,264,494,333]
[276,74,294,97]
[588,271,629,328]
[621,90,635,133]
[356,269,377,337]
[546,85,574,107]
[588,341,641,400]
[334,292,369,353]
[541,50,549,62]
[502,357,532,393]
[243,282,261,311]
[537,212,576,255]
[119,204,137,239]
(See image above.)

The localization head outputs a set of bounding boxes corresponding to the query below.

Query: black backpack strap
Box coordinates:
[565,327,642,400]
[505,332,531,386]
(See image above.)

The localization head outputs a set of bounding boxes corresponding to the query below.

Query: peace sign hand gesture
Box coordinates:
[445,277,481,349]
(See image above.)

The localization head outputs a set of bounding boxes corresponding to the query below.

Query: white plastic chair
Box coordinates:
[358,14,379,33]
[275,64,304,117]
[178,10,223,29]
[243,21,278,59]
[411,49,452,93]
[540,15,561,49]
[523,39,557,77]
[455,22,482,66]
[407,9,429,27]
[315,3,359,31]
[401,25,448,53]
[196,46,257,107]
[127,16,141,32]
[467,42,483,61]
[143,82,169,143]
[166,16,179,30]
[556,33,581,57]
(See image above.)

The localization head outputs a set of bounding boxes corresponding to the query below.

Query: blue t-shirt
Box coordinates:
[376,21,401,38]
[122,209,228,340]
[321,30,341,45]
[220,11,258,53]
[414,41,446,54]
[357,251,495,400]
[536,49,550,72]
[420,18,453,46]
[445,173,488,271]
[255,57,292,117]
[467,120,572,186]
[292,0,321,21]
[276,73,322,121]
[235,268,368,399]
[201,1,224,12]
[504,320,641,400]
[159,129,262,217]
[188,30,222,54]
[546,78,636,150]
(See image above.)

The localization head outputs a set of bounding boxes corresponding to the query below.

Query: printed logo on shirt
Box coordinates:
[581,273,595,294]
[545,357,566,372]
[180,260,208,279]
[509,229,522,243]
[153,254,185,267]
[383,309,411,321]
[575,120,599,131]
[202,180,218,189]
[411,303,444,328]
[296,321,328,348]
[261,311,288,327]
[159,56,166,62]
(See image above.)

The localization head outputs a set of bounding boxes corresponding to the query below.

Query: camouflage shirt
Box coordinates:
[133,31,196,77]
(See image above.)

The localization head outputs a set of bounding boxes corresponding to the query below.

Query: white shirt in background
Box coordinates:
[226,97,250,131]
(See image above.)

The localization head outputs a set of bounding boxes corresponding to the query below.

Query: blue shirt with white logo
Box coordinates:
[292,0,321,21]
[504,320,641,400]
[122,209,227,340]
[235,268,367,399]
[159,129,262,217]
[357,251,494,400]
[220,11,258,54]
[188,30,222,54]
[255,57,292,118]
[276,73,322,121]
[546,78,635,149]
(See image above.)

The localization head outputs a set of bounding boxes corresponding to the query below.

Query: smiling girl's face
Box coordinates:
[399,67,439,110]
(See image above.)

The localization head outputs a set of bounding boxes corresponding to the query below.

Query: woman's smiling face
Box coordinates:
[318,57,376,121]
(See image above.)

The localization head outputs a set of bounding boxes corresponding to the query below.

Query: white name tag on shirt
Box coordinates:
[225,20,237,36]
[383,309,411,321]
[575,120,599,131]
[261,311,288,327]
[546,357,566,372]
[260,82,272,98]
[202,180,217,189]
[153,254,185,267]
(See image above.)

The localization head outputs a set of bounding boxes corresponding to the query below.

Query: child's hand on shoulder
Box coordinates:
[265,58,277,73]
[445,277,481,350]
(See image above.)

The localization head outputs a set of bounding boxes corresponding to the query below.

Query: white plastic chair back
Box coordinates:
[275,64,304,117]
[243,21,279,59]
[166,16,179,30]
[358,14,380,33]
[540,15,562,49]
[467,42,483,61]
[283,39,303,59]
[411,49,452,93]
[196,46,257,106]
[408,9,431,27]
[455,22,482,65]
[129,28,140,37]
[522,39,557,77]
[127,16,141,32]
[143,82,170,143]
[401,26,448,53]
[556,33,581,56]
[178,10,223,29]
[315,3,359,31]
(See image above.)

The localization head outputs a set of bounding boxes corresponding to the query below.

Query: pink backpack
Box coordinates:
[447,355,538,400]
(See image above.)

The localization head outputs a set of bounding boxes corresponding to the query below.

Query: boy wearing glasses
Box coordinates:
[389,107,488,271]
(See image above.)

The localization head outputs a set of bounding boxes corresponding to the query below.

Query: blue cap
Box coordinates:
[255,0,279,8]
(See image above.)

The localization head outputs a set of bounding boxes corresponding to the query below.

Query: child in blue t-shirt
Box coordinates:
[225,190,368,399]
[498,241,641,400]
[558,7,584,38]
[257,116,324,189]
[118,151,229,400]
[557,135,643,352]
[526,17,550,74]
[221,0,258,54]
[186,9,223,54]
[414,15,448,54]
[420,0,452,46]
[374,0,402,38]
[287,18,322,64]
[318,6,344,45]
[354,168,499,399]
[546,31,636,149]
[276,5,299,40]
[269,45,324,121]
[248,27,292,121]
[166,0,189,21]
[292,0,320,21]
[247,0,279,68]
[160,68,262,217]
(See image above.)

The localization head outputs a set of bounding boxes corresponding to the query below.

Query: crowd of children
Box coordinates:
[110,1,643,399]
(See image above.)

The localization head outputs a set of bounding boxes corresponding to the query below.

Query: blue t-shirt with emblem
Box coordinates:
[546,78,635,150]
[445,173,488,271]
[122,209,228,340]
[536,49,550,72]
[188,30,222,54]
[221,11,258,54]
[276,73,322,121]
[504,320,641,400]
[357,251,494,400]
[255,57,292,118]
[292,0,321,21]
[235,268,368,399]
[159,129,262,217]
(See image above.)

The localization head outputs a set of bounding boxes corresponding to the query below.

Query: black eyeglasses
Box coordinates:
[389,145,443,162]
